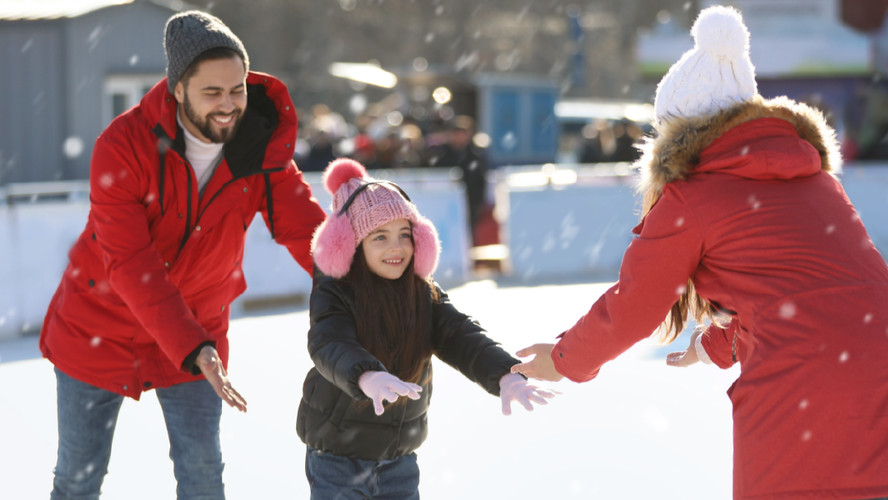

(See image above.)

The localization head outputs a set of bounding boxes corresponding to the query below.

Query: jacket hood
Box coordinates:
[142,71,298,173]
[637,95,842,214]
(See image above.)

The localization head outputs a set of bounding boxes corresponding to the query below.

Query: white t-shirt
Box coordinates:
[177,112,224,194]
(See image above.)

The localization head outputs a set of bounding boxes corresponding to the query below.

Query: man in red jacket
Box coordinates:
[40,10,326,499]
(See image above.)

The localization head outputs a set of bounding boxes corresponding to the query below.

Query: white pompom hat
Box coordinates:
[654,5,757,122]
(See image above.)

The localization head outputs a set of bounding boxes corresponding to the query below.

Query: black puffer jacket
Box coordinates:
[296,274,519,461]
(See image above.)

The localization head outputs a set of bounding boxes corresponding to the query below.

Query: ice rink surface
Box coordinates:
[1,279,740,499]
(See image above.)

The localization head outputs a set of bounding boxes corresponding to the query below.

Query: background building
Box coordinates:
[3,0,888,182]
[0,0,180,184]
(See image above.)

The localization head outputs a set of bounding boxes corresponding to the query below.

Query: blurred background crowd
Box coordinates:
[5,0,887,188]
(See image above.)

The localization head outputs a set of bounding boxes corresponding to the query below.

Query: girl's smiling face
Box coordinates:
[361,218,414,280]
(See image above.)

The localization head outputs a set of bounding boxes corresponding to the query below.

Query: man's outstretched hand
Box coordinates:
[197,345,247,412]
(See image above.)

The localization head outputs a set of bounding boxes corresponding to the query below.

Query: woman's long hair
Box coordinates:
[642,180,715,345]
[347,240,435,384]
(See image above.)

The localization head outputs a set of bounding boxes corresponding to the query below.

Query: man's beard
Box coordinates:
[183,94,243,144]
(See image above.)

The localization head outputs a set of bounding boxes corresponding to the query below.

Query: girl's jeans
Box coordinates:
[50,367,224,500]
[305,446,420,499]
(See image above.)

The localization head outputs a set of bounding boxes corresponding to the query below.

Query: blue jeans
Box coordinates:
[51,367,224,500]
[305,447,420,500]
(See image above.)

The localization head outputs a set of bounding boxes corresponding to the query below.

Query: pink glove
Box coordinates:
[358,371,423,416]
[499,372,556,416]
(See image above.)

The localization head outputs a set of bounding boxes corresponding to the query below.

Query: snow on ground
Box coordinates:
[0,279,739,499]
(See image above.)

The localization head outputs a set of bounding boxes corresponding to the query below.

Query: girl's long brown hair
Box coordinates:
[347,243,435,384]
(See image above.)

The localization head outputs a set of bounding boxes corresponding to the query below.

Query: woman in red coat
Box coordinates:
[514,6,888,499]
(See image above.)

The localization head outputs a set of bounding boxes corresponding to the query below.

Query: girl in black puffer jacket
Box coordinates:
[297,158,553,499]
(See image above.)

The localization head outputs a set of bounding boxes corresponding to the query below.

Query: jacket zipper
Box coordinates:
[176,165,288,256]
[176,164,195,257]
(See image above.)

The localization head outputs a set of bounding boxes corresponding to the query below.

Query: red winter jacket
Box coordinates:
[40,73,326,399]
[552,96,888,499]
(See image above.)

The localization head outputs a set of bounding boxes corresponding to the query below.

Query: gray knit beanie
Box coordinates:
[163,10,249,93]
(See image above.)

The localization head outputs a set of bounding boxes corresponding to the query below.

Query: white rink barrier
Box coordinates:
[496,162,888,283]
[0,170,470,340]
[3,163,888,339]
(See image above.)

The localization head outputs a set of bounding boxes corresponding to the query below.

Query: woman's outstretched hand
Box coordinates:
[510,343,564,382]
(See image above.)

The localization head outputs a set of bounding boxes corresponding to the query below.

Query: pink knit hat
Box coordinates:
[311,158,441,279]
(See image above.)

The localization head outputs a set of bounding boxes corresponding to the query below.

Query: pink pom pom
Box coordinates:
[311,214,358,278]
[412,215,441,279]
[323,158,367,194]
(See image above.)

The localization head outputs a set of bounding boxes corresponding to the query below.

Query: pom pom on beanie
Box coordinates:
[653,5,757,122]
[323,158,367,195]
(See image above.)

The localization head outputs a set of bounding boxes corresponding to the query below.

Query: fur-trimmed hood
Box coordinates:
[636,95,842,214]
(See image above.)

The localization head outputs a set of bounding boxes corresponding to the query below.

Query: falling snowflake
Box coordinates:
[560,212,580,246]
[63,137,85,159]
[778,301,796,319]
[541,233,556,253]
[90,337,102,347]
[747,195,761,210]
[674,216,685,227]
[825,224,836,234]
[455,51,479,72]
[801,430,812,442]
[349,94,367,115]
[500,132,517,151]
[798,399,809,410]
[838,351,849,363]
[864,313,873,324]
